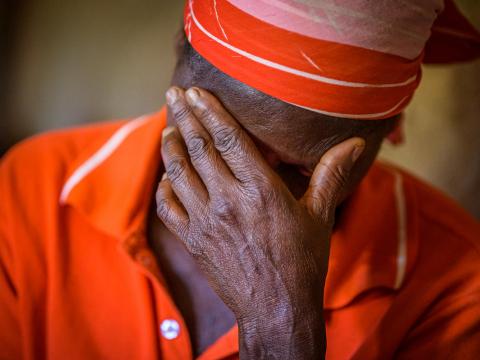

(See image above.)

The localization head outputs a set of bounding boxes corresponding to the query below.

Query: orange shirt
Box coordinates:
[1,109,479,360]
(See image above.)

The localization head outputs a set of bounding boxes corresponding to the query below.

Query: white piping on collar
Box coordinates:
[59,116,149,204]
[393,170,408,289]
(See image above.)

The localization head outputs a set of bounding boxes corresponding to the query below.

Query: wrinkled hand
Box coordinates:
[156,86,365,359]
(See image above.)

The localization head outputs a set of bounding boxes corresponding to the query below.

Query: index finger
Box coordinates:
[184,87,273,184]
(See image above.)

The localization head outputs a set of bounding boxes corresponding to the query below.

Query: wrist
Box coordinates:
[237,298,326,359]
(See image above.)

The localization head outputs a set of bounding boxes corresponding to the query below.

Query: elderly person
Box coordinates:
[1,0,480,359]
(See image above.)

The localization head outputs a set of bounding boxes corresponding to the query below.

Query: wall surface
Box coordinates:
[5,0,184,134]
[380,61,480,217]
[3,0,480,217]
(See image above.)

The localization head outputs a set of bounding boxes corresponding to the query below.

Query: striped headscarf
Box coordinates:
[184,0,480,120]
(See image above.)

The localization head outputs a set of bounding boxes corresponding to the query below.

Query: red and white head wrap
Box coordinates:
[184,0,480,120]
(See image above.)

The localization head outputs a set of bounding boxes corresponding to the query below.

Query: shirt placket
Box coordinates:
[121,230,194,360]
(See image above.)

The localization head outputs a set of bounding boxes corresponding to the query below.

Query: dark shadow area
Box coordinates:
[1,0,25,155]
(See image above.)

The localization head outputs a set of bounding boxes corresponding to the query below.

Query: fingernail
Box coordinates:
[162,126,175,140]
[166,87,179,104]
[186,88,200,104]
[161,172,168,181]
[351,142,365,163]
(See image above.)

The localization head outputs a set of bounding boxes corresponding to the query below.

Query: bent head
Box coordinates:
[169,0,480,199]
[170,33,397,199]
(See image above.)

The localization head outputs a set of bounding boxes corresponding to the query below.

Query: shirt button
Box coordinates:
[122,232,144,253]
[160,319,180,340]
[136,252,154,267]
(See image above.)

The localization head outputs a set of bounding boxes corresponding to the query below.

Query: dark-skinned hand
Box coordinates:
[156,86,365,360]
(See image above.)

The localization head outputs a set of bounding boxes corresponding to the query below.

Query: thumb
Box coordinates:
[301,137,365,221]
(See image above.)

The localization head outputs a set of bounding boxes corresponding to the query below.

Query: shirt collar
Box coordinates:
[60,109,166,240]
[60,108,418,310]
[325,163,419,309]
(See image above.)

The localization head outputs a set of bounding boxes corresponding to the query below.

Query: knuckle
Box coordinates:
[185,239,203,258]
[166,158,187,182]
[213,126,241,154]
[305,192,331,218]
[241,178,272,204]
[162,135,177,154]
[195,101,214,118]
[245,172,269,188]
[186,134,209,160]
[211,198,237,223]
[256,184,276,207]
[176,224,190,244]
[171,104,192,123]
[321,162,350,189]
[156,197,172,220]
[331,164,350,188]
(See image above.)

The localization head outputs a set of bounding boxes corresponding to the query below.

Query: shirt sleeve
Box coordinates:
[396,290,480,359]
[0,157,22,359]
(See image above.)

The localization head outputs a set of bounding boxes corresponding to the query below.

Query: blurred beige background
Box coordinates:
[1,1,479,218]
